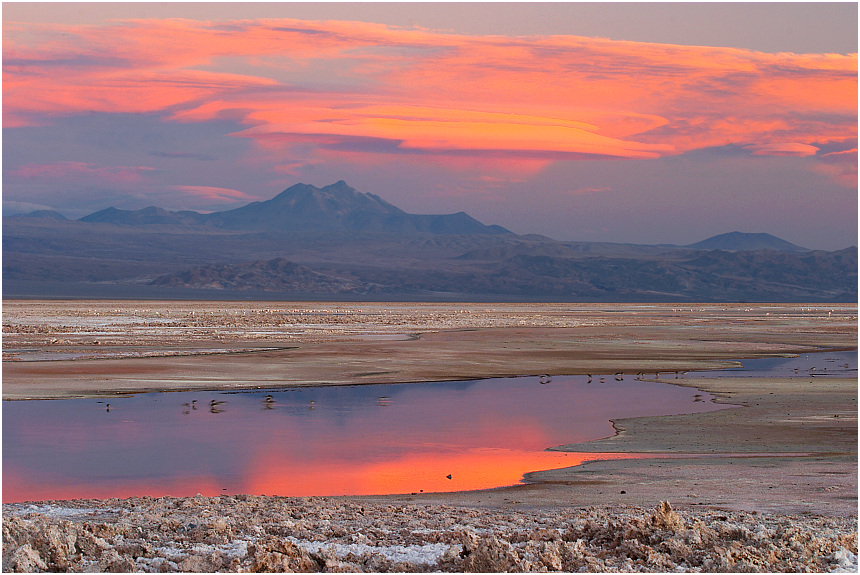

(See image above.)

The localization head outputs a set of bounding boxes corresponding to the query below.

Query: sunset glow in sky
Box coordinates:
[3,3,857,249]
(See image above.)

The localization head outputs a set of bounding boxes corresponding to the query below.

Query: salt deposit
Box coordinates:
[3,496,856,572]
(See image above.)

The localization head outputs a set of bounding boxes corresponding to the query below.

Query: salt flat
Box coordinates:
[2,301,857,572]
[3,301,854,399]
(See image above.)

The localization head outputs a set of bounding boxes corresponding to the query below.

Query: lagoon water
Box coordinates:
[693,349,857,379]
[3,373,736,503]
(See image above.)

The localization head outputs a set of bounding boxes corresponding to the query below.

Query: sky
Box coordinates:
[3,2,857,250]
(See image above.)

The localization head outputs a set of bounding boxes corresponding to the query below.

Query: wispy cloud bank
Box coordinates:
[813,146,859,186]
[170,185,262,203]
[3,17,856,185]
[3,20,857,166]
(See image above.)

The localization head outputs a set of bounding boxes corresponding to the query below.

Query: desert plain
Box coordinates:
[2,300,857,572]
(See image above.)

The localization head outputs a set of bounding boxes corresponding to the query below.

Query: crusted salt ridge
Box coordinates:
[3,495,857,572]
[7,503,123,518]
[288,537,454,566]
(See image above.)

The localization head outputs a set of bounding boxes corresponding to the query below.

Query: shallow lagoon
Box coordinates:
[6,349,856,503]
[693,349,857,379]
[3,371,736,503]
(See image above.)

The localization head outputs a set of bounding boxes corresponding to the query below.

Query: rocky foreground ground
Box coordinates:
[3,495,857,573]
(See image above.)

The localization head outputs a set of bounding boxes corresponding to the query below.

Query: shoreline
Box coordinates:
[3,339,854,400]
[1,353,747,401]
[3,328,853,401]
[0,344,849,402]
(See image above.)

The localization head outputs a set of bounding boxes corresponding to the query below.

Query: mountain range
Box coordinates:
[78,181,509,235]
[4,181,856,302]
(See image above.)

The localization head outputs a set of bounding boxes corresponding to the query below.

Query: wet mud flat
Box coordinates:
[2,301,858,572]
[3,496,857,572]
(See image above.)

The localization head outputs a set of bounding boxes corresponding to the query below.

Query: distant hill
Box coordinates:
[684,231,808,252]
[81,206,207,226]
[139,247,858,302]
[150,257,381,294]
[9,210,68,221]
[80,181,509,235]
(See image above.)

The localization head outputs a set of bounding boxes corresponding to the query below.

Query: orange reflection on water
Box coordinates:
[246,448,639,497]
[3,450,639,503]
[2,470,227,503]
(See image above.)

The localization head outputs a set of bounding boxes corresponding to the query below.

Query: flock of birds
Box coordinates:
[578,371,687,384]
[178,395,294,414]
[98,370,704,416]
[99,359,854,416]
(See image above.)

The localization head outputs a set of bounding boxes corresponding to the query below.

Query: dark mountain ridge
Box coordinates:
[144,246,857,302]
[80,181,510,235]
[4,181,856,302]
[150,257,381,294]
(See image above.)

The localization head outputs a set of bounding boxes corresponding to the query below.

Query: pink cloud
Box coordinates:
[170,185,262,203]
[821,147,859,160]
[745,142,820,157]
[813,147,859,186]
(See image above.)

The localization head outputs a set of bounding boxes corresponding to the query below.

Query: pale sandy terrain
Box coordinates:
[3,301,855,399]
[2,301,857,572]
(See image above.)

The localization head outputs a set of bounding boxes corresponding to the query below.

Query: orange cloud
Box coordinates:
[3,17,856,176]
